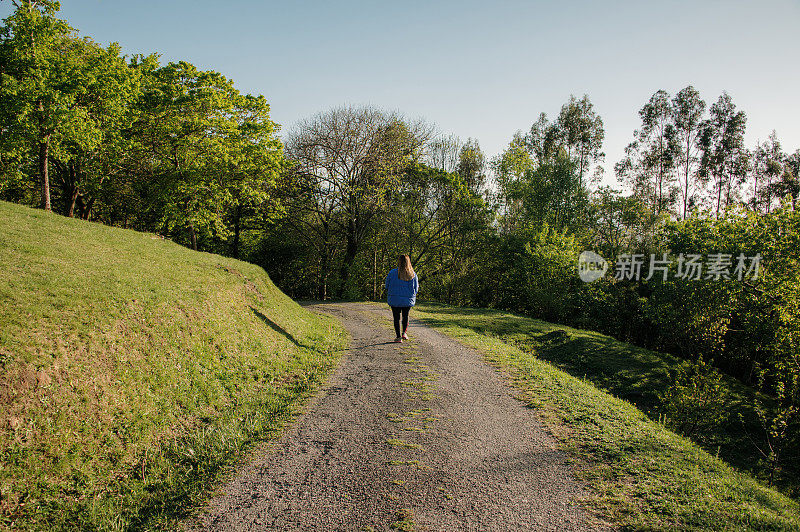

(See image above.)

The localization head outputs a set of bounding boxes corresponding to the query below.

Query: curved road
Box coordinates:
[192,302,598,531]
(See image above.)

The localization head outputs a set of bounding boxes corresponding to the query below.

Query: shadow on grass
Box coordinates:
[251,306,308,349]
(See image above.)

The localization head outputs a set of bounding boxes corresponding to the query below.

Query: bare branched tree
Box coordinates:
[285,105,432,297]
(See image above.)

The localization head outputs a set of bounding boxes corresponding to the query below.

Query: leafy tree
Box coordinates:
[45,38,139,218]
[772,150,800,210]
[616,90,680,218]
[130,61,283,251]
[491,133,533,233]
[699,92,749,217]
[555,94,605,186]
[456,138,486,193]
[672,86,706,219]
[588,186,651,257]
[0,0,75,210]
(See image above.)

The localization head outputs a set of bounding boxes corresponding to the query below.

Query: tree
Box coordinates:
[131,61,283,250]
[456,138,486,193]
[491,133,533,233]
[555,94,605,186]
[0,0,75,210]
[699,92,749,217]
[751,131,785,213]
[46,38,139,219]
[285,106,430,297]
[672,86,706,219]
[589,186,650,258]
[616,90,680,218]
[493,97,600,234]
[426,133,461,174]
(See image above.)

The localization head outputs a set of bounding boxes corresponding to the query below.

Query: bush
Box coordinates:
[659,357,728,442]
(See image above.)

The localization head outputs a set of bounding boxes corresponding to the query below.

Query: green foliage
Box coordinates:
[130,60,284,249]
[659,357,728,440]
[0,2,285,251]
[699,92,749,217]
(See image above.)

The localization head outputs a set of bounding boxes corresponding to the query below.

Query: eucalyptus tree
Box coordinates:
[699,93,749,217]
[555,94,604,186]
[616,90,680,218]
[762,147,799,211]
[751,131,785,213]
[672,86,706,218]
[493,96,602,234]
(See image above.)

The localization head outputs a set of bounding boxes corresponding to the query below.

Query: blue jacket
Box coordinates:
[385,268,419,307]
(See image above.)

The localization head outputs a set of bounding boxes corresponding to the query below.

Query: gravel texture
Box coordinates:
[190,302,598,531]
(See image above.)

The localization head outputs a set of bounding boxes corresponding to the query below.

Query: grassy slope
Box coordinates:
[0,201,348,530]
[413,303,800,531]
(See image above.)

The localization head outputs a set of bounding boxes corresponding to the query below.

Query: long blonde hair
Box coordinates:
[398,254,415,281]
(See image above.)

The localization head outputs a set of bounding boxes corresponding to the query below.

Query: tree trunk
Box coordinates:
[67,187,79,217]
[83,196,96,221]
[372,249,377,301]
[66,163,79,218]
[39,139,51,211]
[189,224,198,251]
[338,218,359,298]
[232,204,242,259]
[319,242,330,301]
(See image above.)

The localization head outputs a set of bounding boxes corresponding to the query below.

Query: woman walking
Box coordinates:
[385,255,419,343]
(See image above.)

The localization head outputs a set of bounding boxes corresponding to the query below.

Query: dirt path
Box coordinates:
[192,302,598,531]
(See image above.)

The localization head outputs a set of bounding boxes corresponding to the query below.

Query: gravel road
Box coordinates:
[191,302,599,531]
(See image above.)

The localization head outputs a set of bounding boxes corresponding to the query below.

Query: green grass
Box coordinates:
[0,201,348,530]
[412,302,800,531]
[389,508,415,531]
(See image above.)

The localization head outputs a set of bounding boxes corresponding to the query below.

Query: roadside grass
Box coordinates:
[0,201,348,530]
[412,302,800,530]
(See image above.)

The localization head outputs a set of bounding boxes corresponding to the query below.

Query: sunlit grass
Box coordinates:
[413,302,800,531]
[0,201,348,530]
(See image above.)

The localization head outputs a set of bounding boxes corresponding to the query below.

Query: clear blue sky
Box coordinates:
[3,0,798,186]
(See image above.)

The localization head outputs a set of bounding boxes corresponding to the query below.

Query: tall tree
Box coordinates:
[0,0,74,210]
[131,61,283,250]
[751,131,784,213]
[491,133,534,233]
[47,38,139,219]
[699,92,749,217]
[456,138,486,193]
[763,147,799,211]
[672,86,706,219]
[616,90,680,218]
[555,94,605,186]
[426,134,461,174]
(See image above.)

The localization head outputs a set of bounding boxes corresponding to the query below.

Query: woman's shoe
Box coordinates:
[402,332,408,340]
[394,337,402,343]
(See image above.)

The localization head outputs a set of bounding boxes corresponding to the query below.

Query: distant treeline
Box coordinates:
[2,1,799,494]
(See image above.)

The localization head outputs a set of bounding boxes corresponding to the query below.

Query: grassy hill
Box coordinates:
[413,303,800,530]
[0,201,347,530]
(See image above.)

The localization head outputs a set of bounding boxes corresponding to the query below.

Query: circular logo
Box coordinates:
[578,251,608,283]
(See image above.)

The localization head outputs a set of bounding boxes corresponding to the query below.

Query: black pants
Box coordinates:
[390,306,410,337]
